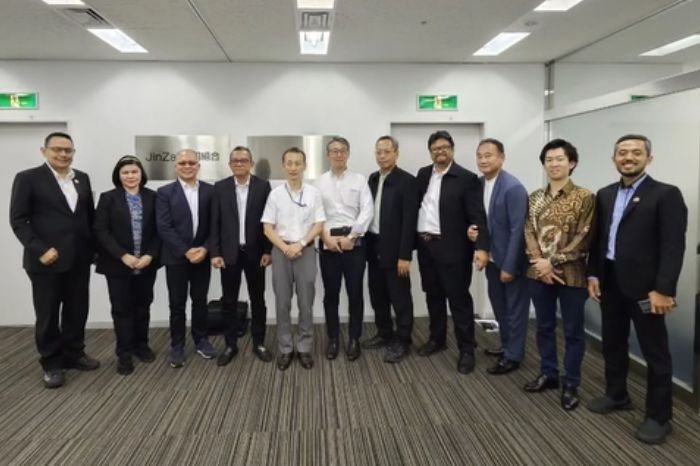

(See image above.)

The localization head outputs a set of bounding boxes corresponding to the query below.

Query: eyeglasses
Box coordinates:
[47,147,75,155]
[328,149,348,155]
[430,145,452,154]
[230,158,251,165]
[177,161,198,166]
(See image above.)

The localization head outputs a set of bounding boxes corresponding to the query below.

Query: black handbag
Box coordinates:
[207,299,249,337]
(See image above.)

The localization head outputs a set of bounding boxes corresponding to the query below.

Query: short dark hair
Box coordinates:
[376,135,399,151]
[44,132,73,147]
[614,134,652,156]
[428,130,454,150]
[230,145,254,162]
[282,147,306,163]
[539,138,579,175]
[478,138,505,154]
[112,155,148,189]
[326,136,350,153]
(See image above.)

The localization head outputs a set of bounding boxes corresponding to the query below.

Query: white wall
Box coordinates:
[0,61,546,326]
[552,63,683,108]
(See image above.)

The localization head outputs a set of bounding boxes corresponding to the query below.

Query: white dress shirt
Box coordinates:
[417,163,451,234]
[46,162,78,212]
[483,174,498,219]
[235,176,250,245]
[261,182,326,243]
[179,179,199,237]
[369,173,387,234]
[315,169,373,239]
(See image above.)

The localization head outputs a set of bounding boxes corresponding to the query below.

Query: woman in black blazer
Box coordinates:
[95,155,160,375]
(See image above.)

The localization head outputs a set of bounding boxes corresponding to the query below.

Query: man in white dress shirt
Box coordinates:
[316,137,373,361]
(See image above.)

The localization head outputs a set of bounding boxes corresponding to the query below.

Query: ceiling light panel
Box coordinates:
[299,31,330,55]
[534,0,585,12]
[88,28,148,53]
[42,0,85,5]
[297,0,334,9]
[641,34,700,56]
[473,32,530,56]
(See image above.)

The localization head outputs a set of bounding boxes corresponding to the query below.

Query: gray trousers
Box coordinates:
[271,246,317,354]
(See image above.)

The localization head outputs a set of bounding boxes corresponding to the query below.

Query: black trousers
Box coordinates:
[106,272,156,358]
[28,263,91,371]
[220,247,267,347]
[601,260,673,422]
[366,235,413,345]
[417,240,475,354]
[319,244,366,340]
[165,261,211,349]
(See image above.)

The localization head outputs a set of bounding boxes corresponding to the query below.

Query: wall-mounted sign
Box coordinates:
[418,94,457,111]
[0,93,38,110]
[134,135,230,181]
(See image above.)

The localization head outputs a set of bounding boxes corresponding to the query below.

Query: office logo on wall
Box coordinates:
[135,135,229,181]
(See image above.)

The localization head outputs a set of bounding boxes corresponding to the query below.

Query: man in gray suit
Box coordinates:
[469,138,530,375]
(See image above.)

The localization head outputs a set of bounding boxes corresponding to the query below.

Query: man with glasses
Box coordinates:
[316,137,373,361]
[415,130,489,375]
[210,146,273,366]
[156,149,216,368]
[10,132,100,388]
[262,147,325,370]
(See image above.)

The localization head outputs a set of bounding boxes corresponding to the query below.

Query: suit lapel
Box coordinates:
[40,164,73,214]
[175,182,194,239]
[489,173,505,223]
[621,176,653,221]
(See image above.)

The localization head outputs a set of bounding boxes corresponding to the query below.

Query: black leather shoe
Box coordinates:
[457,353,475,374]
[346,339,361,361]
[484,346,505,357]
[561,385,580,411]
[636,418,672,444]
[217,346,239,367]
[299,352,314,369]
[486,358,520,375]
[587,395,633,414]
[362,334,391,349]
[523,374,560,393]
[66,354,100,371]
[383,341,409,363]
[417,340,447,357]
[43,370,65,389]
[135,347,156,363]
[277,352,293,371]
[253,344,273,362]
[326,338,340,360]
[117,355,134,376]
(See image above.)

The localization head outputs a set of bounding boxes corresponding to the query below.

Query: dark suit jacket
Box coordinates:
[94,187,160,276]
[209,175,272,264]
[416,162,489,264]
[367,167,419,268]
[156,180,213,266]
[481,170,528,276]
[10,164,95,273]
[587,175,687,299]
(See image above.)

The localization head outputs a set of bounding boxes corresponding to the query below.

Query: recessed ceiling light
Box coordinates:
[297,0,334,9]
[87,28,148,53]
[299,31,330,55]
[42,0,85,5]
[534,0,585,12]
[641,34,700,56]
[473,32,529,56]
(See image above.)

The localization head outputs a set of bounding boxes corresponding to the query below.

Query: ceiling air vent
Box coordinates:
[300,11,332,31]
[59,7,111,28]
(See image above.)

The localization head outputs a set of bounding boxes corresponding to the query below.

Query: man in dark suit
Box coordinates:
[210,146,273,365]
[156,149,216,369]
[10,132,100,389]
[587,134,688,445]
[469,138,530,375]
[363,135,419,363]
[415,130,489,374]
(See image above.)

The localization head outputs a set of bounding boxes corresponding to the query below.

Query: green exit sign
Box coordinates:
[0,93,39,110]
[418,94,458,111]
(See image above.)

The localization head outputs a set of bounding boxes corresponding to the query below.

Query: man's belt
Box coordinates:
[418,232,442,243]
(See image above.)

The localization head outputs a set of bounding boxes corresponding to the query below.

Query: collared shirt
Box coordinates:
[417,163,451,234]
[261,182,326,243]
[46,162,78,212]
[369,172,387,234]
[483,174,498,218]
[179,179,199,237]
[606,174,647,260]
[235,176,251,245]
[315,169,373,238]
[524,180,595,288]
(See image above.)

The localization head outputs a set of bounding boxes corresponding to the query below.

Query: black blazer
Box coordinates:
[209,175,272,264]
[10,164,95,273]
[156,180,213,266]
[587,175,687,299]
[367,167,419,268]
[94,187,160,276]
[416,162,489,264]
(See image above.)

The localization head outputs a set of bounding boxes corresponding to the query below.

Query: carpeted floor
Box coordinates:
[0,319,698,465]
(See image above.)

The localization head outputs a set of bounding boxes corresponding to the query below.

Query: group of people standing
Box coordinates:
[10,130,687,445]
